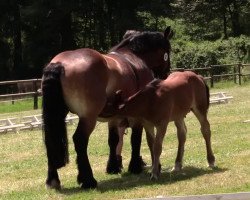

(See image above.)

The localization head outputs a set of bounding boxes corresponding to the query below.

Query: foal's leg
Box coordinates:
[73,118,97,189]
[172,119,187,172]
[106,123,120,174]
[144,124,155,166]
[193,109,215,168]
[116,126,126,170]
[128,125,146,174]
[151,123,167,180]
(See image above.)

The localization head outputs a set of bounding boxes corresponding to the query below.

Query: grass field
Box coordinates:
[0,82,249,200]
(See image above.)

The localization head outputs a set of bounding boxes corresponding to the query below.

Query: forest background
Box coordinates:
[0,0,250,81]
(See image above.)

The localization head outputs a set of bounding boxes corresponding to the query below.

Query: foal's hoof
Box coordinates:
[128,156,146,174]
[106,156,122,174]
[81,178,98,189]
[46,179,61,190]
[171,163,182,172]
[150,164,161,181]
[208,162,216,169]
[150,173,159,181]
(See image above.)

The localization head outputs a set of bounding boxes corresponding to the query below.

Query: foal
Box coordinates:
[116,71,216,179]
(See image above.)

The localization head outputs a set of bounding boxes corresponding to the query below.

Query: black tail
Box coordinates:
[42,62,69,169]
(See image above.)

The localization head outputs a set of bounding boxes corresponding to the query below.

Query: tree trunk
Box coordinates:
[60,12,76,51]
[12,1,22,79]
[223,12,228,39]
[106,0,116,46]
[228,2,242,37]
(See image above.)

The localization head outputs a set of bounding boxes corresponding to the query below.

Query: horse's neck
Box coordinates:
[109,51,137,68]
[109,51,154,88]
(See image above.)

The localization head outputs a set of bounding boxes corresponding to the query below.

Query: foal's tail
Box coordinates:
[202,78,210,112]
[42,62,69,169]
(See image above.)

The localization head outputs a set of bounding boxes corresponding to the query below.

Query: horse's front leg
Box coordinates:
[128,124,146,174]
[106,122,120,174]
[151,124,167,180]
[73,118,97,189]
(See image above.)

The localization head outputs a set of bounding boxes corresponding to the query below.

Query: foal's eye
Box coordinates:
[164,53,168,61]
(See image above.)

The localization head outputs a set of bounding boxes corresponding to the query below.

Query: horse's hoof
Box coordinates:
[46,179,61,190]
[128,156,146,174]
[106,157,122,174]
[81,178,98,189]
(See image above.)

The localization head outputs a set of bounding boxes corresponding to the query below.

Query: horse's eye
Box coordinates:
[164,53,168,61]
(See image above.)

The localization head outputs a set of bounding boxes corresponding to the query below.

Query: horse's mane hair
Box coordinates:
[109,31,169,54]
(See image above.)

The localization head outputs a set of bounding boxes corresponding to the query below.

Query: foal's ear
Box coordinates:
[164,26,174,39]
[123,30,140,39]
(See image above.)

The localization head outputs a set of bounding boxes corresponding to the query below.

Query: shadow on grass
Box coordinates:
[59,166,227,195]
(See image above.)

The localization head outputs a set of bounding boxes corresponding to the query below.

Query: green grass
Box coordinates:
[0,82,249,199]
[0,97,42,113]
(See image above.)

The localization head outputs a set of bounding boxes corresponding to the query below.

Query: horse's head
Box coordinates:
[109,27,173,79]
[128,27,173,79]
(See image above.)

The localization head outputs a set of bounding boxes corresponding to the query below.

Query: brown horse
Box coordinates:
[42,27,172,189]
[115,71,216,180]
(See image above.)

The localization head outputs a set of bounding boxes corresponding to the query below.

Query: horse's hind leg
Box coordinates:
[73,118,97,189]
[193,109,215,168]
[172,119,187,172]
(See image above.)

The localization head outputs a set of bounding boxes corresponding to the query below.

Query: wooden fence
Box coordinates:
[172,63,250,87]
[0,79,41,109]
[0,63,249,110]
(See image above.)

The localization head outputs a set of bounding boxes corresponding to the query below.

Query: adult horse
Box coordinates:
[42,27,172,189]
[114,71,216,180]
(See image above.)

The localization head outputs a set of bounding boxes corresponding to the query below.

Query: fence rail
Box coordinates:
[172,63,250,87]
[0,79,41,109]
[0,63,249,110]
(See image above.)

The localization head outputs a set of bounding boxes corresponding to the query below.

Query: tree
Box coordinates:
[175,0,250,40]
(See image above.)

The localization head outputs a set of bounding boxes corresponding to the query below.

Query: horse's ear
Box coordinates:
[164,26,173,39]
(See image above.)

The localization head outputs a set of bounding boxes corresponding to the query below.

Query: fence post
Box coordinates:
[233,65,237,84]
[210,65,214,88]
[33,80,38,109]
[238,63,242,85]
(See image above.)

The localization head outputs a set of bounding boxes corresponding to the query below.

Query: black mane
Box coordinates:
[109,31,169,54]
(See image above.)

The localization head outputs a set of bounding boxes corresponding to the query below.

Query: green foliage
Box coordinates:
[171,35,250,74]
[0,0,250,80]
